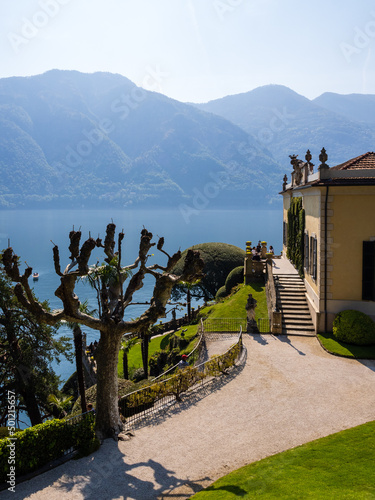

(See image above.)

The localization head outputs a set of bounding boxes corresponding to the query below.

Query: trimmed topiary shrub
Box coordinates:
[215,286,227,300]
[172,242,245,300]
[332,310,375,346]
[225,266,244,294]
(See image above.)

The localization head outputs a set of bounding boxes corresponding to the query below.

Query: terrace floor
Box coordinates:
[6,334,375,500]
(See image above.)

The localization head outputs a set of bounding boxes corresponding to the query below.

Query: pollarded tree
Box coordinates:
[0,269,72,427]
[2,225,204,439]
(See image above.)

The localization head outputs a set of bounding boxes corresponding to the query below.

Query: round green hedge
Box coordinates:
[172,242,245,300]
[224,266,244,294]
[332,310,375,346]
[215,286,227,300]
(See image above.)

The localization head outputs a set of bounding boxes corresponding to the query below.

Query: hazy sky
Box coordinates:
[1,0,375,102]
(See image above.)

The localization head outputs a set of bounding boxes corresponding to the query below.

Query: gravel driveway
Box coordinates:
[4,334,375,499]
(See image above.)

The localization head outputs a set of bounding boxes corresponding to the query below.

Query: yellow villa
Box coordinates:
[281,149,375,333]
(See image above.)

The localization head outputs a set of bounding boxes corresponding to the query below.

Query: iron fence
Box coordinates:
[203,318,246,332]
[62,410,95,456]
[119,326,243,430]
[257,318,271,333]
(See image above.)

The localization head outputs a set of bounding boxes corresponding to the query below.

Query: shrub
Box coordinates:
[332,310,375,346]
[215,286,227,300]
[224,266,244,294]
[172,242,245,300]
[0,414,98,482]
[132,368,145,382]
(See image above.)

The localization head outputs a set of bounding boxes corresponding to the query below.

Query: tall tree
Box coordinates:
[120,336,138,380]
[0,269,72,426]
[66,300,96,414]
[2,224,204,439]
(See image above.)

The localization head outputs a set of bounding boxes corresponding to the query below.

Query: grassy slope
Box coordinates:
[118,282,267,377]
[118,326,201,378]
[192,420,375,499]
[203,283,267,321]
[318,332,375,360]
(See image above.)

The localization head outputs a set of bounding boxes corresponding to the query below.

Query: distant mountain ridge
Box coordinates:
[196,84,375,168]
[1,72,374,209]
[0,70,281,209]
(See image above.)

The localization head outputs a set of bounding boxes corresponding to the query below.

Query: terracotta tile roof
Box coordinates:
[331,151,375,170]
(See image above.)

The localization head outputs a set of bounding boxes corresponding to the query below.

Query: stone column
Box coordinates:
[261,241,267,259]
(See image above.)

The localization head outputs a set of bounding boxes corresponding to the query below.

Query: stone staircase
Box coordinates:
[275,274,315,336]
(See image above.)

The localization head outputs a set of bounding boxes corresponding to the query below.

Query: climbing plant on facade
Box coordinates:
[287,197,305,276]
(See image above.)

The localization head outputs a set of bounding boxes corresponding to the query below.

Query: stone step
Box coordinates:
[281,329,315,336]
[282,325,315,332]
[283,316,314,323]
[277,277,304,282]
[283,313,311,319]
[277,283,305,287]
[278,292,305,296]
[281,305,310,311]
[279,299,307,305]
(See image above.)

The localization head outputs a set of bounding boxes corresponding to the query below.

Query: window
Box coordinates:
[309,235,317,280]
[362,241,375,301]
[304,232,309,270]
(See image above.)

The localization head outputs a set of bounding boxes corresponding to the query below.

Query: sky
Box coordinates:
[1,0,375,103]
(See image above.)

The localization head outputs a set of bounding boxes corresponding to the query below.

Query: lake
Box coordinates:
[0,207,282,385]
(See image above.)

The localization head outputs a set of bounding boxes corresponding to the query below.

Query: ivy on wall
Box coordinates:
[287,197,305,276]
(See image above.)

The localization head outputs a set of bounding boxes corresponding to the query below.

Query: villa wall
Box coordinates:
[281,183,375,331]
[326,185,375,325]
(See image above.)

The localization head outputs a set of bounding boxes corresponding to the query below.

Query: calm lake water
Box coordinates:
[0,208,282,385]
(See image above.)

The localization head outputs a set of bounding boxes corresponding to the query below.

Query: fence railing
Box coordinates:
[265,259,282,335]
[151,322,205,383]
[257,318,270,333]
[203,318,247,332]
[119,325,243,429]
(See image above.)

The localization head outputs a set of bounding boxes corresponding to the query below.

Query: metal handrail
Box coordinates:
[119,324,243,428]
[151,323,205,382]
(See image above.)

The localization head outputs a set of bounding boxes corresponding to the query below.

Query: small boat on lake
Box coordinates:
[32,272,39,281]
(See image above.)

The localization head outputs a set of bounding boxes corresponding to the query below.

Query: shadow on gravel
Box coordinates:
[16,441,211,500]
[276,335,306,356]
[248,333,269,345]
[129,347,248,432]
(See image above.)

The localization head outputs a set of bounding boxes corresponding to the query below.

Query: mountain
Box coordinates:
[195,85,375,169]
[313,92,375,125]
[0,70,281,209]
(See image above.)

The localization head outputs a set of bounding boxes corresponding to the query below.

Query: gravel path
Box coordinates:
[4,334,375,500]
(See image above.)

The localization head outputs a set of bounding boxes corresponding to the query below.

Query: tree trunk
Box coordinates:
[141,333,149,379]
[122,353,129,380]
[187,288,191,322]
[7,325,43,426]
[18,384,43,426]
[95,330,123,440]
[73,326,87,413]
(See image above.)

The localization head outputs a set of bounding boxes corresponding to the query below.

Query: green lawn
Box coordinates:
[203,282,267,321]
[318,332,375,359]
[192,420,375,499]
[118,282,268,378]
[117,326,200,378]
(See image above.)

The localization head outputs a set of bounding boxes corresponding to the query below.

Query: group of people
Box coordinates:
[251,241,274,261]
[87,340,98,355]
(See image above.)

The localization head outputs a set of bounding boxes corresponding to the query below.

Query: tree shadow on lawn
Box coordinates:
[128,347,248,432]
